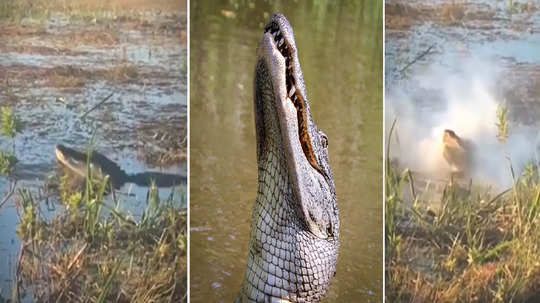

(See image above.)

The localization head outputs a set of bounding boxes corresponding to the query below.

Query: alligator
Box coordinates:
[236,14,340,303]
[55,144,186,189]
[442,129,472,177]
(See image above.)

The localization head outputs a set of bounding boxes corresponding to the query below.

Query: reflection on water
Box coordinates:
[190,1,382,302]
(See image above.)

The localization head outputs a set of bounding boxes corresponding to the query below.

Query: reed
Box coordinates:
[386,121,540,302]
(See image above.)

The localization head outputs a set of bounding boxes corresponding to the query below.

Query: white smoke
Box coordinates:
[386,55,539,188]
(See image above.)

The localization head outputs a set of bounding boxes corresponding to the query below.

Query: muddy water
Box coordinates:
[0,12,186,297]
[190,1,382,302]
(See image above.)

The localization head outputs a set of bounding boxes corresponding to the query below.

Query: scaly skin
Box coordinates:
[236,14,339,303]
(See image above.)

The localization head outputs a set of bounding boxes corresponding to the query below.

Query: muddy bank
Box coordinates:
[386,1,538,33]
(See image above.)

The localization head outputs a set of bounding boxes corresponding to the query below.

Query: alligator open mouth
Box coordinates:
[263,21,324,176]
[238,14,339,302]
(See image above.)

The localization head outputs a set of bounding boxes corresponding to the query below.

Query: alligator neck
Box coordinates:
[237,13,339,303]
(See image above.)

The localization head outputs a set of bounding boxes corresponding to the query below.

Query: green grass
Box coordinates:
[15,149,187,302]
[385,123,540,302]
[0,106,21,176]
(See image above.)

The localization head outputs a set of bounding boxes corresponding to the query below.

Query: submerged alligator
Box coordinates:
[236,14,339,302]
[56,144,186,189]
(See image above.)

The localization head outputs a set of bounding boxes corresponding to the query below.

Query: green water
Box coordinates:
[190,0,382,302]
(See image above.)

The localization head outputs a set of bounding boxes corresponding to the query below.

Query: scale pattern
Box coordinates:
[236,58,338,303]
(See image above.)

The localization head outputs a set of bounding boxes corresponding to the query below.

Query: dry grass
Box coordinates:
[440,3,466,24]
[386,116,540,303]
[105,63,139,83]
[0,0,185,24]
[386,160,540,302]
[16,176,187,302]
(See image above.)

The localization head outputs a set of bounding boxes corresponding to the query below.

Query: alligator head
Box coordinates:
[237,13,339,302]
[56,144,127,188]
[442,129,470,175]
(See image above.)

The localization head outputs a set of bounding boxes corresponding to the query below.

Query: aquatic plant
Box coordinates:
[0,106,21,176]
[1,106,21,139]
[0,150,17,175]
[496,104,509,143]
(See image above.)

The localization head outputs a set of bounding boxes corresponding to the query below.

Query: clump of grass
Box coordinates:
[496,104,509,143]
[0,150,17,175]
[0,106,21,176]
[440,2,466,23]
[16,147,187,302]
[386,119,540,302]
[49,74,86,88]
[106,63,139,83]
[1,106,21,139]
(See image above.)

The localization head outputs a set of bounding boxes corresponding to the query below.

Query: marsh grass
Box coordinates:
[0,0,185,24]
[386,121,540,302]
[106,64,139,83]
[0,107,21,176]
[15,147,187,302]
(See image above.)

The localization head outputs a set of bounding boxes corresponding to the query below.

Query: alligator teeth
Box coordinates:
[278,38,284,47]
[288,86,296,98]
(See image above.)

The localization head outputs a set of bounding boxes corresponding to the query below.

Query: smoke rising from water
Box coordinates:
[386,55,539,188]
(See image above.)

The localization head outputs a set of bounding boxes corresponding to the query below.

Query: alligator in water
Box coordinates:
[236,14,340,303]
[55,144,186,189]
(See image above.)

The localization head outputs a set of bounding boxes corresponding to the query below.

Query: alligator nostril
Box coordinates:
[327,223,332,237]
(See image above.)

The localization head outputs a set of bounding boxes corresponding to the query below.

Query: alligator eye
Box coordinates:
[320,132,328,148]
[326,221,333,237]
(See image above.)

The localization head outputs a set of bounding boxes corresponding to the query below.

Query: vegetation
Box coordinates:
[0,0,185,23]
[386,115,540,302]
[0,107,186,301]
[16,172,187,302]
[0,107,21,176]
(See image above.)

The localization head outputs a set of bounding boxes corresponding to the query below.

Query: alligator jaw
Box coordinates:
[56,145,88,179]
[239,13,339,303]
[255,14,337,240]
[241,13,339,302]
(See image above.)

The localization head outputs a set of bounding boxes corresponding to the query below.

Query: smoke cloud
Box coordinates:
[386,54,539,188]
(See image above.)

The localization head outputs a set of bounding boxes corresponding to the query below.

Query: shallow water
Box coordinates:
[0,13,186,298]
[190,1,382,302]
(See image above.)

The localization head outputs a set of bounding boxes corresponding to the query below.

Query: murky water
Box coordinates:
[0,12,186,298]
[190,1,382,302]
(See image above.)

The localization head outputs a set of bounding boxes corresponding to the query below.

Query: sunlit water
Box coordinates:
[190,1,382,302]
